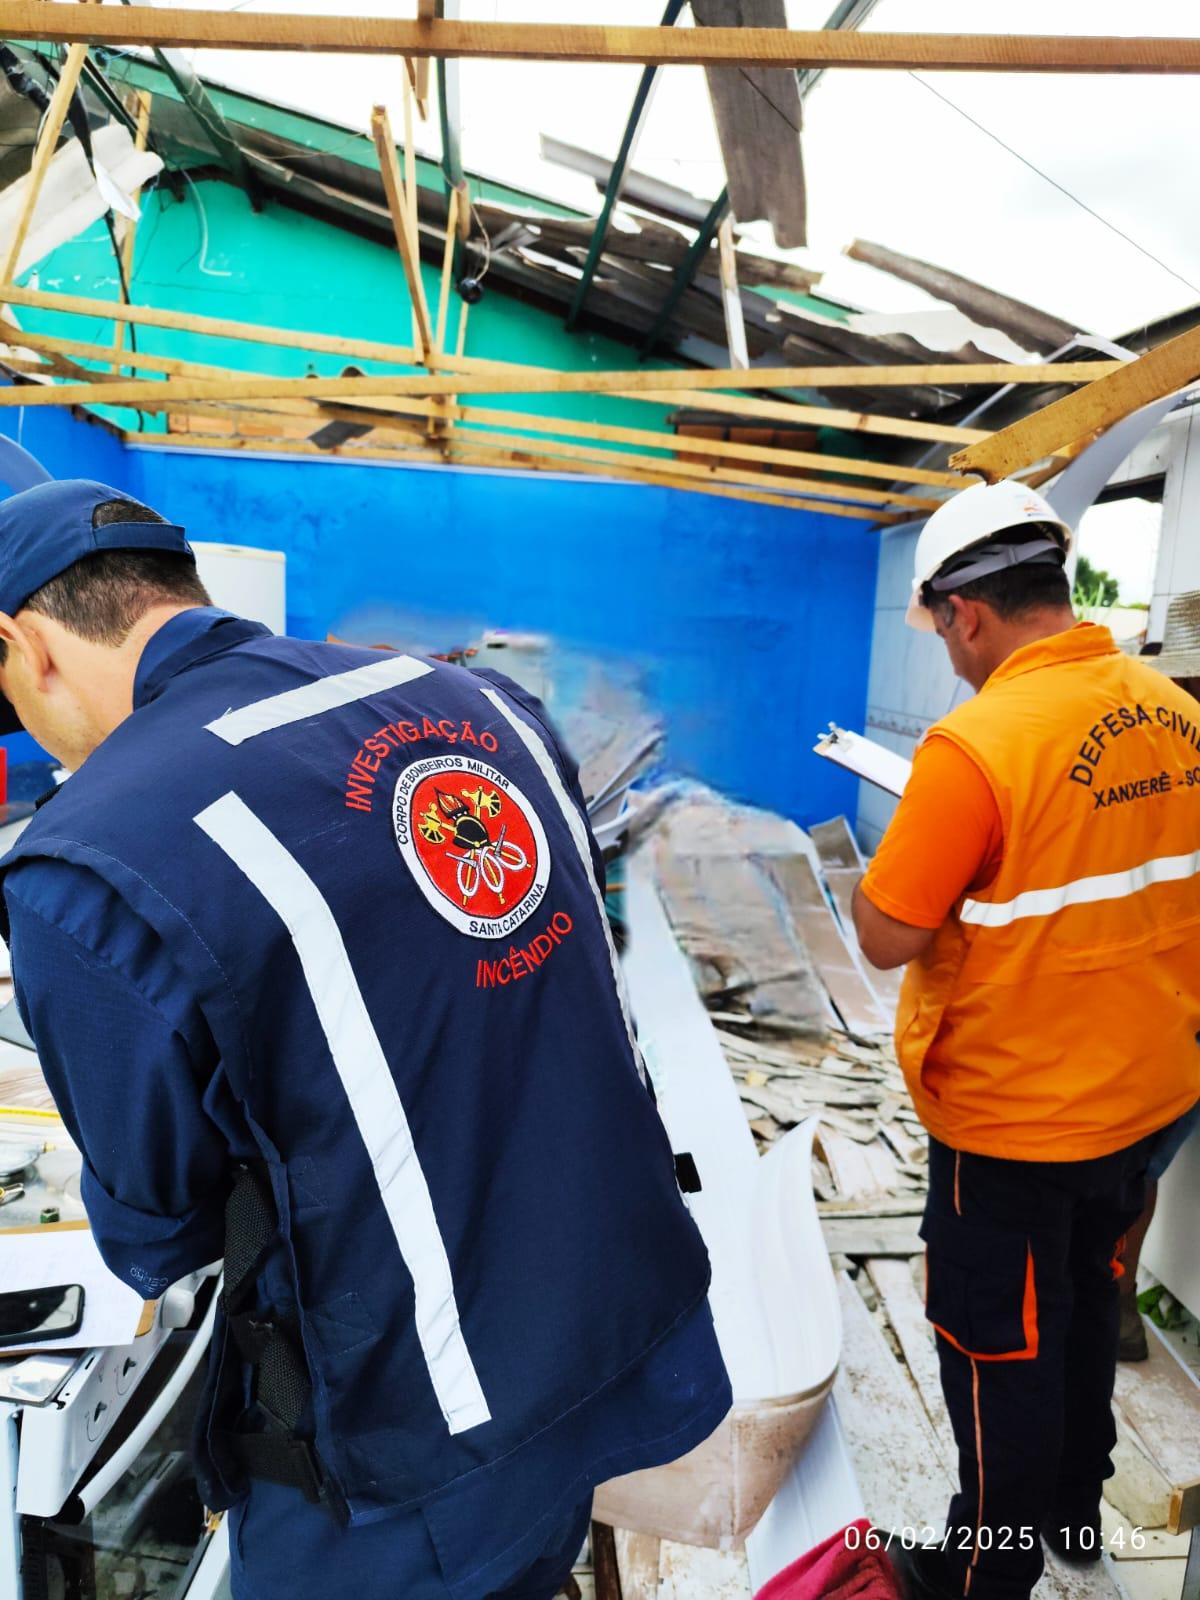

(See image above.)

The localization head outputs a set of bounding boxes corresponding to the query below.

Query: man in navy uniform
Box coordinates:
[0,481,731,1600]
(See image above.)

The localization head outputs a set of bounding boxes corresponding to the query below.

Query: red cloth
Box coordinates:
[754,1520,904,1600]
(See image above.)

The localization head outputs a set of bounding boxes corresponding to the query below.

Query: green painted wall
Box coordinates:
[19,176,688,441]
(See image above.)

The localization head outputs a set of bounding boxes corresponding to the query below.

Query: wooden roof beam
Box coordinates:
[0,327,965,483]
[0,285,1119,391]
[447,423,941,508]
[122,429,900,520]
[950,324,1200,481]
[0,368,986,445]
[4,11,1200,71]
[0,361,1122,407]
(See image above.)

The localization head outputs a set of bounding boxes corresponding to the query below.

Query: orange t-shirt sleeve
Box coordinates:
[860,734,1004,930]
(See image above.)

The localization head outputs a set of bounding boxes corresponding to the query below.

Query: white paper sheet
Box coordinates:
[813,726,913,798]
[0,1226,148,1352]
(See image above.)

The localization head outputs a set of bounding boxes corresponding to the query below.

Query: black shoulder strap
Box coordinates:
[219,1165,330,1507]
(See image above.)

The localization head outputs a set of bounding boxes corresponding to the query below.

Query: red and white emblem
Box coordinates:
[392,754,551,937]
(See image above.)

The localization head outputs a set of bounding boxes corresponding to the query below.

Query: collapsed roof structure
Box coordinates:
[2,12,1198,530]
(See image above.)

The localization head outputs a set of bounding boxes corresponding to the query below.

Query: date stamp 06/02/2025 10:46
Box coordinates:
[842,1526,1148,1555]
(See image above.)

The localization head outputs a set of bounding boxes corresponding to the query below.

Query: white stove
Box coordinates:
[0,1276,229,1600]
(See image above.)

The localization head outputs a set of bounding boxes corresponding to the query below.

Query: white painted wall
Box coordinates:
[1151,406,1200,643]
[856,518,964,855]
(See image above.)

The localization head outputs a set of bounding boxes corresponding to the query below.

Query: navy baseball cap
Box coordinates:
[0,480,192,733]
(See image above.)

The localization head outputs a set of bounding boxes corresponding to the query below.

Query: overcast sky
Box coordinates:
[186,0,1200,336]
[176,0,1198,598]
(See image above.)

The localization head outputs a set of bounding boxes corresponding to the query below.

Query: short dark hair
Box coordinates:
[922,524,1072,623]
[21,498,210,646]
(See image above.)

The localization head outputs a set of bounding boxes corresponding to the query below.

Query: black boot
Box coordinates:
[1118,1296,1149,1362]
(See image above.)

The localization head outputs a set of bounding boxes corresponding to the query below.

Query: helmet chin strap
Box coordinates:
[928,535,1065,594]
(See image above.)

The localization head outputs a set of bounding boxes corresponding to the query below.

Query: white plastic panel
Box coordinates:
[191,542,286,635]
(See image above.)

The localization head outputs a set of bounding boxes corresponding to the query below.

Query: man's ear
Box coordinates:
[0,611,53,686]
[947,593,984,642]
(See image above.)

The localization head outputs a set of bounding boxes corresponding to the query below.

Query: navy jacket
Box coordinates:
[0,612,727,1592]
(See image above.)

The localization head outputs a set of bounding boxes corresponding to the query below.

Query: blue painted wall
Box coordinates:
[0,404,130,766]
[0,401,880,826]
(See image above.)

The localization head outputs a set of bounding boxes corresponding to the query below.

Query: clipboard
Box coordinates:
[813,725,913,799]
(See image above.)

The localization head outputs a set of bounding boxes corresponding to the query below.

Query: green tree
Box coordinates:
[1073,554,1120,609]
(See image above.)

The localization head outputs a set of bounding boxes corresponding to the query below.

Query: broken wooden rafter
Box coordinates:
[443,440,899,517]
[122,426,901,519]
[950,322,1200,481]
[370,105,434,364]
[414,0,435,115]
[846,239,1078,356]
[401,79,420,295]
[643,389,985,445]
[447,405,964,487]
[693,0,808,251]
[4,10,1200,72]
[446,423,939,508]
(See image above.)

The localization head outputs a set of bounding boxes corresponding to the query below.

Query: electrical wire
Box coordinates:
[468,199,493,285]
[178,168,233,278]
[906,71,1200,302]
[104,210,145,431]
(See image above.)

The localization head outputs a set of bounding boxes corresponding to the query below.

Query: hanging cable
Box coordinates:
[906,72,1200,301]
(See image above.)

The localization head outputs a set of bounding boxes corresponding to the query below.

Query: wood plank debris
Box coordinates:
[845,239,1078,356]
[657,1542,753,1600]
[834,1270,954,1533]
[654,792,1153,1598]
[821,1215,922,1258]
[1112,1330,1200,1535]
[865,1259,956,1468]
[613,1529,662,1600]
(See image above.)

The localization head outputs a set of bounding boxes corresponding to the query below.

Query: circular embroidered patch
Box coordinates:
[392,754,551,938]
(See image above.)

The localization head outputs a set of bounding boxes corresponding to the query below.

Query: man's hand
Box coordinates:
[852,882,936,971]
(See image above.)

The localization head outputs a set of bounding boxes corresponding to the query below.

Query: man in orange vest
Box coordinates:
[852,481,1200,1600]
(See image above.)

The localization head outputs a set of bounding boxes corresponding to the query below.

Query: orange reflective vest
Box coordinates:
[898,623,1200,1161]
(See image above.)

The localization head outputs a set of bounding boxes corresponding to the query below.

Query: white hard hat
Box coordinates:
[906,479,1072,631]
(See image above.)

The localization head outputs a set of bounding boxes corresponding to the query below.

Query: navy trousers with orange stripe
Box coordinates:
[918,1135,1154,1600]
